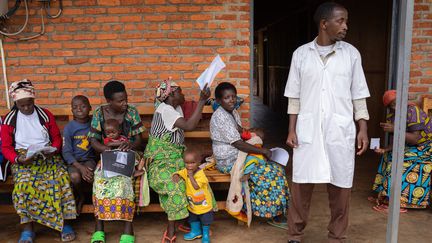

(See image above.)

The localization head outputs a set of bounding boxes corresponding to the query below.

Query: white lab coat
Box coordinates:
[284,40,370,188]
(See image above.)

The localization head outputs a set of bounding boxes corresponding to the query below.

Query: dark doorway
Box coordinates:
[253,0,393,139]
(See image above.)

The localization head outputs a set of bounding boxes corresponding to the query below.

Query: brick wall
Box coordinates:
[0,0,251,126]
[409,0,432,103]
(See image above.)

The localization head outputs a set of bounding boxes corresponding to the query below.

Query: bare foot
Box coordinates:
[76,195,84,215]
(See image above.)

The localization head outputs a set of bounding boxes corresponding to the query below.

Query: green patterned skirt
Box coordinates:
[144,135,189,221]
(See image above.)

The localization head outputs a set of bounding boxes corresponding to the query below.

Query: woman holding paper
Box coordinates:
[1,80,77,242]
[88,80,145,243]
[371,90,432,211]
[210,82,289,228]
[144,79,210,243]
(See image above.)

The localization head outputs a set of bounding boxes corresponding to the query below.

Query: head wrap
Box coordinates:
[155,79,179,107]
[383,90,396,107]
[9,79,35,102]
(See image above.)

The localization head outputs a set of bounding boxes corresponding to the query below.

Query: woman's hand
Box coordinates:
[199,84,211,102]
[172,174,181,183]
[262,148,272,160]
[42,149,57,159]
[374,147,392,154]
[380,122,394,133]
[17,155,34,165]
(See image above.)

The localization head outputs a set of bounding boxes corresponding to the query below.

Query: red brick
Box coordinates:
[97,0,120,6]
[91,73,113,81]
[67,58,89,65]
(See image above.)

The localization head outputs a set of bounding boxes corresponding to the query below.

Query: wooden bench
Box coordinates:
[0,106,214,139]
[422,97,432,116]
[0,169,230,213]
[0,105,232,214]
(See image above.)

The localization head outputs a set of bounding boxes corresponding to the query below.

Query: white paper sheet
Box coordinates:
[196,55,226,90]
[26,144,57,159]
[370,138,380,149]
[270,147,289,166]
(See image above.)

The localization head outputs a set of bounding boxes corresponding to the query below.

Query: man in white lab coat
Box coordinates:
[285,2,370,243]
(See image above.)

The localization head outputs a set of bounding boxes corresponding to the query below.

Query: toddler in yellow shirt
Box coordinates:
[172,149,213,243]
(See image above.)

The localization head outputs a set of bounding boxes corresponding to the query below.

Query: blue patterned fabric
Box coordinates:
[218,155,289,218]
[372,142,432,208]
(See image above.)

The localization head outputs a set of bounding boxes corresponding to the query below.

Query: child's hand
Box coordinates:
[118,141,132,151]
[172,174,181,183]
[78,164,94,183]
[133,169,145,177]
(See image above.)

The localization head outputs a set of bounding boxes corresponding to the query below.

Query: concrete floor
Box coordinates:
[1,97,432,242]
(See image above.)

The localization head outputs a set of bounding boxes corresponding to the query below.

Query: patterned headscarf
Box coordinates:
[383,90,396,107]
[9,79,35,102]
[155,79,179,107]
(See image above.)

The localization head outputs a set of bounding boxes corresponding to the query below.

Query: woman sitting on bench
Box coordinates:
[1,79,77,242]
[210,82,289,228]
[88,80,145,243]
[144,79,210,243]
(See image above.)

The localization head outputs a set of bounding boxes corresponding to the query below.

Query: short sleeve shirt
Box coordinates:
[210,107,242,171]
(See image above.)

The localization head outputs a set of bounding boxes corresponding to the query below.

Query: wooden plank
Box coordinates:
[205,170,231,183]
[142,131,210,139]
[0,106,213,117]
[423,97,432,115]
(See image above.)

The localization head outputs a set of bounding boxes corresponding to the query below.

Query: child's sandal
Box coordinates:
[161,230,176,243]
[119,234,135,243]
[90,231,105,243]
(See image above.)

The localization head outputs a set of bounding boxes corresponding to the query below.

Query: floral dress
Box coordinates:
[372,105,432,208]
[88,105,145,221]
[210,107,289,218]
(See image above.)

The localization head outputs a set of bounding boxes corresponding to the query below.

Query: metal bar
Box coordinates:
[386,0,414,242]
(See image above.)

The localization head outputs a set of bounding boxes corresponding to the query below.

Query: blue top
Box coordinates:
[62,120,96,165]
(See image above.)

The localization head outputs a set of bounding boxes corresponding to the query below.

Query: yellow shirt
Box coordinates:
[176,168,213,215]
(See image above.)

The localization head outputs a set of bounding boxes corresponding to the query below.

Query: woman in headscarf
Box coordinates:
[88,80,145,243]
[1,79,76,242]
[371,90,432,212]
[144,79,210,243]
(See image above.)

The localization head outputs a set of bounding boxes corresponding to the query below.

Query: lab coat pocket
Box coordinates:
[296,113,314,145]
[332,74,351,99]
[326,113,355,149]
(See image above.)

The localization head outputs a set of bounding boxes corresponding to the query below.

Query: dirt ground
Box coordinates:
[1,99,432,242]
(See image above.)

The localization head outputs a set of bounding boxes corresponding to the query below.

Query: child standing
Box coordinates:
[172,150,213,243]
[103,118,128,148]
[62,95,96,214]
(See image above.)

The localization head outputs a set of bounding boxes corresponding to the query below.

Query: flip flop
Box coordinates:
[372,204,407,213]
[119,234,135,243]
[161,230,176,243]
[18,230,35,243]
[367,196,378,203]
[177,224,190,233]
[267,218,288,230]
[91,231,105,243]
[61,225,76,242]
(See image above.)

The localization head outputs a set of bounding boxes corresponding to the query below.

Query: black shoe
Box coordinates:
[288,241,300,243]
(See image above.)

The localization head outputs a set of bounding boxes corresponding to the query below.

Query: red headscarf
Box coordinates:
[383,90,396,107]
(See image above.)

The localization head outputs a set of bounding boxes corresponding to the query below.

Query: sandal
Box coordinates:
[372,204,408,213]
[161,230,176,243]
[120,234,135,243]
[18,230,35,243]
[61,225,76,242]
[267,218,288,230]
[91,231,105,243]
[177,224,190,233]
